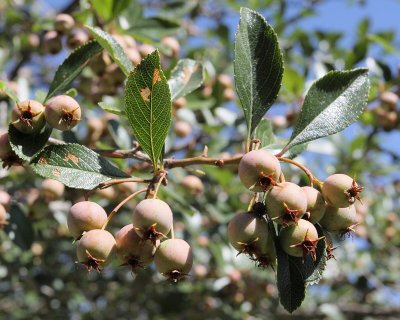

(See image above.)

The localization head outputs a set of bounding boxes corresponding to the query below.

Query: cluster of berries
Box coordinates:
[228,149,362,267]
[0,95,81,167]
[68,199,193,282]
[43,13,89,54]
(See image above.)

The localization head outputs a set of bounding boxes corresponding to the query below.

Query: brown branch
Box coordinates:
[164,153,243,169]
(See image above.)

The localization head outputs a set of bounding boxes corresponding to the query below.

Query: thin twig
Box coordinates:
[101,188,147,230]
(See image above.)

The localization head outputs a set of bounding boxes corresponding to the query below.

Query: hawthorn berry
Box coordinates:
[76,229,116,272]
[322,174,362,208]
[266,182,307,225]
[319,204,358,236]
[0,204,8,228]
[44,95,81,131]
[43,31,62,54]
[181,175,204,195]
[115,224,158,272]
[67,29,89,49]
[0,190,11,210]
[154,238,193,282]
[227,211,276,267]
[0,132,20,168]
[67,201,108,239]
[11,100,45,134]
[301,186,326,223]
[54,13,75,34]
[132,198,173,244]
[279,219,322,260]
[238,149,281,192]
[40,178,65,201]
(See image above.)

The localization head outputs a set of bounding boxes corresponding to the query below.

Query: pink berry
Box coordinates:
[301,186,326,223]
[11,100,45,134]
[319,205,358,236]
[154,238,193,282]
[238,149,281,192]
[43,31,62,54]
[0,204,8,229]
[67,201,108,239]
[266,182,307,225]
[181,175,204,195]
[115,224,158,272]
[132,199,173,244]
[77,229,116,272]
[40,178,65,201]
[45,95,81,131]
[322,174,362,208]
[227,210,276,268]
[279,219,321,260]
[54,14,75,34]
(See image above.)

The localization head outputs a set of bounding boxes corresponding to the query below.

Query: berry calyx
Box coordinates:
[44,95,81,131]
[154,238,193,282]
[238,149,281,192]
[301,186,326,223]
[322,174,362,208]
[11,100,46,134]
[266,182,307,225]
[67,201,108,239]
[132,198,173,245]
[115,224,158,272]
[279,219,323,260]
[76,229,116,272]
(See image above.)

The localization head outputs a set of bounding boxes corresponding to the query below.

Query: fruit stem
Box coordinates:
[247,193,259,211]
[86,178,150,200]
[170,224,175,239]
[276,157,315,187]
[250,139,261,151]
[151,171,167,199]
[101,188,147,230]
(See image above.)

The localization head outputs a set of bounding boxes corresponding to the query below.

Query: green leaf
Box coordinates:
[124,50,172,168]
[8,124,52,162]
[129,17,180,40]
[90,0,113,21]
[367,34,400,54]
[112,0,131,17]
[263,138,308,159]
[0,80,19,102]
[168,59,204,101]
[254,118,275,147]
[98,101,126,116]
[282,66,304,97]
[4,203,34,251]
[234,7,283,139]
[31,144,130,190]
[45,40,102,101]
[276,240,306,313]
[86,26,133,76]
[90,0,115,21]
[276,224,328,313]
[285,68,370,150]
